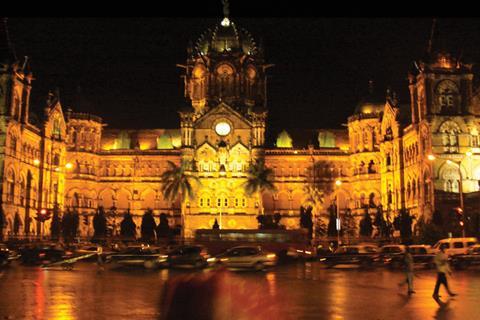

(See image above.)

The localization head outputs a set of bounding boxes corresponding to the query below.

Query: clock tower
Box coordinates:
[178,8,271,236]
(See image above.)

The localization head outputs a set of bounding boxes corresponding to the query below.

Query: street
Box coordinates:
[0,262,479,320]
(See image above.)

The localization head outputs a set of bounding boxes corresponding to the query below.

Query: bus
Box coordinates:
[194,229,311,258]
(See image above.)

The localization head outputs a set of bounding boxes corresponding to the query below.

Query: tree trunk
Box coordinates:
[258,191,264,215]
[181,198,186,240]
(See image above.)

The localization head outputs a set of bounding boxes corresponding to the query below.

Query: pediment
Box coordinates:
[194,102,252,130]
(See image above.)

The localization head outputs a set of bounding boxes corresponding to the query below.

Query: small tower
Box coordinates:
[181,3,269,116]
[0,19,33,124]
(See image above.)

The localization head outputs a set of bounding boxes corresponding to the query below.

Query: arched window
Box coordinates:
[7,170,15,203]
[412,181,417,200]
[406,182,411,202]
[368,160,375,173]
[53,118,62,139]
[19,178,25,206]
[439,121,460,153]
[386,153,391,167]
[10,136,17,156]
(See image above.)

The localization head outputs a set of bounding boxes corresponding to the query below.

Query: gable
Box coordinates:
[194,102,252,130]
[380,102,400,138]
[229,142,250,160]
[196,142,217,160]
[45,101,67,138]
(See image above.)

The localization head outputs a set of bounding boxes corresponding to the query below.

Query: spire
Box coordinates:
[0,17,17,65]
[222,0,230,18]
[221,0,231,27]
[368,80,374,95]
[427,18,436,55]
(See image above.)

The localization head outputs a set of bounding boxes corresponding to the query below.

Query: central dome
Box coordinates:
[195,18,258,56]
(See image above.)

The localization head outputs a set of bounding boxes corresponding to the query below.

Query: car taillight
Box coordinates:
[39,253,46,258]
[200,251,209,258]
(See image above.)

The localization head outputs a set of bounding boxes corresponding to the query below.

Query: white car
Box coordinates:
[209,246,277,271]
[433,237,478,256]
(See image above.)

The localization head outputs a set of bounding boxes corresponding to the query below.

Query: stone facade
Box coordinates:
[1,18,480,239]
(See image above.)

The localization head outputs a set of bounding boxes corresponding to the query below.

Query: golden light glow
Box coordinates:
[221,17,230,27]
[427,154,436,161]
[335,179,342,186]
[466,151,473,157]
[33,159,40,165]
[55,167,60,172]
[65,162,73,169]
[215,122,231,136]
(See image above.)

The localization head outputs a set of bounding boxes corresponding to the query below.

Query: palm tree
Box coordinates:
[160,160,199,238]
[244,158,276,215]
[303,184,325,237]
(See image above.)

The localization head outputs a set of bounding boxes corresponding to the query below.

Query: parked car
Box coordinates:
[209,246,277,271]
[433,237,478,256]
[450,244,480,270]
[322,245,379,268]
[106,245,167,269]
[166,245,210,269]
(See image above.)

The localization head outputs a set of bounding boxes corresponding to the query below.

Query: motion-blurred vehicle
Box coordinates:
[106,245,167,269]
[451,244,480,270]
[322,245,379,268]
[19,243,73,265]
[386,244,436,269]
[433,237,478,256]
[378,244,406,267]
[166,245,209,268]
[209,246,277,271]
[0,244,20,267]
[286,247,316,260]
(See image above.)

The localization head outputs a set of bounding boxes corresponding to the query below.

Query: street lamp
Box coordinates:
[335,179,342,246]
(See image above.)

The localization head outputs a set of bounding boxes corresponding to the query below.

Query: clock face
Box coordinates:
[215,122,231,136]
[436,80,458,94]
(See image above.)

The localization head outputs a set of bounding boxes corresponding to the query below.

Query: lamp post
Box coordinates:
[335,179,342,245]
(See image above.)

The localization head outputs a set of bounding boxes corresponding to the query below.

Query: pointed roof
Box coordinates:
[417,19,472,73]
[353,80,385,115]
[0,18,17,65]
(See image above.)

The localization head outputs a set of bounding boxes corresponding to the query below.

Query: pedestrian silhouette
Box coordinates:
[398,247,415,295]
[432,246,457,300]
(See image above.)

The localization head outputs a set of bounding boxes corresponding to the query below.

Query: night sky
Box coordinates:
[6,17,480,131]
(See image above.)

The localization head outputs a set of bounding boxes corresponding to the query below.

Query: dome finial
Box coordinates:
[221,0,231,27]
[368,80,374,94]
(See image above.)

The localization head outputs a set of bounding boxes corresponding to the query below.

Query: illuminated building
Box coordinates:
[1,16,480,239]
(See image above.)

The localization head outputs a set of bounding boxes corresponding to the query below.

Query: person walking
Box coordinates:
[433,246,457,299]
[398,247,415,295]
[97,245,105,272]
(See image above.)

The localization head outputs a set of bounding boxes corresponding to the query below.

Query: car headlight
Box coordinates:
[266,254,276,259]
[207,257,217,263]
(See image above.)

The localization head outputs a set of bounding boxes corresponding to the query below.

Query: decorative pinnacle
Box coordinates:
[222,0,229,18]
